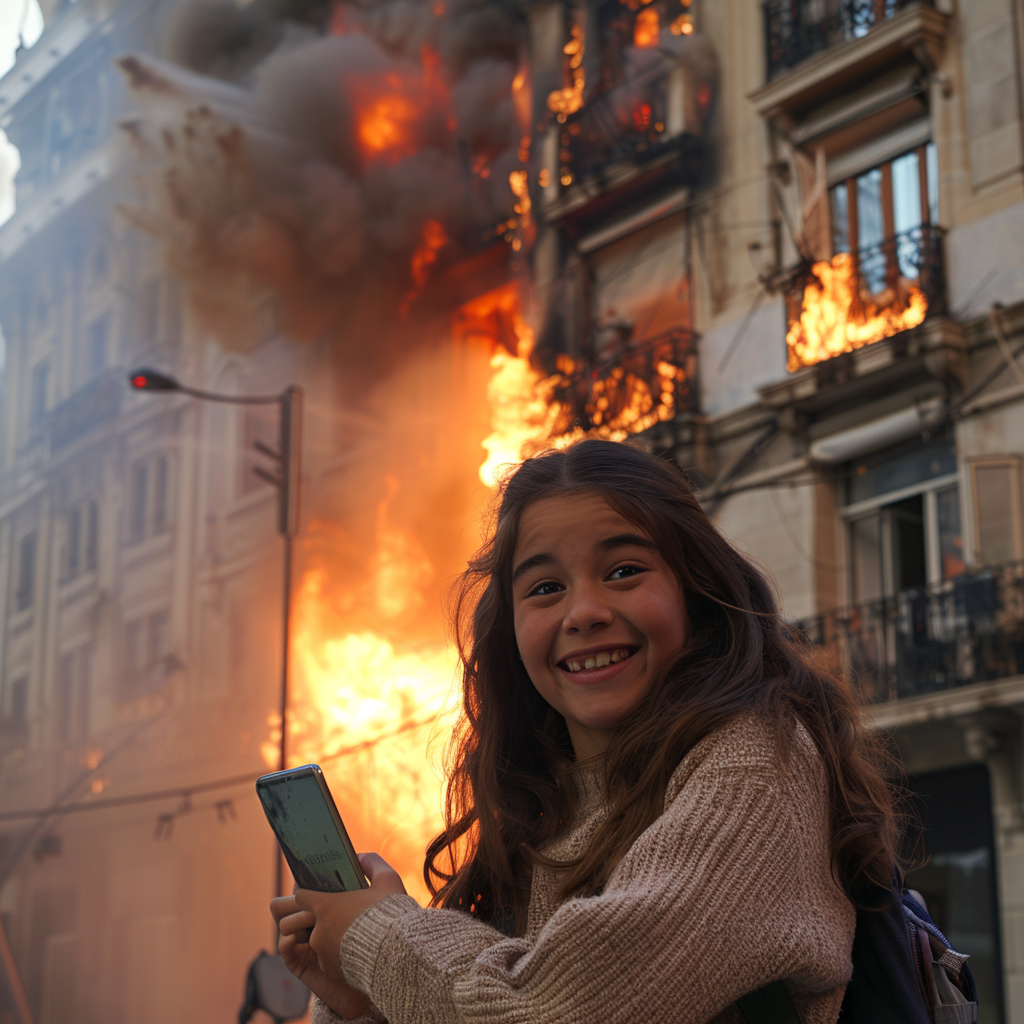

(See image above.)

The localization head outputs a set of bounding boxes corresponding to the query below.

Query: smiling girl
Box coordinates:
[272,439,899,1024]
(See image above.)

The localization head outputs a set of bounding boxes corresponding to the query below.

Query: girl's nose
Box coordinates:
[561,584,613,634]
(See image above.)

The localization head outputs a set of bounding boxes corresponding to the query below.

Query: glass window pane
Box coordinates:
[891,150,921,235]
[847,438,957,505]
[851,514,883,602]
[936,485,965,578]
[974,464,1019,564]
[856,167,884,250]
[830,184,849,254]
[927,141,939,225]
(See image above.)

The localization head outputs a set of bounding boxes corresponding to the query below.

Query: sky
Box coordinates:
[0,0,44,224]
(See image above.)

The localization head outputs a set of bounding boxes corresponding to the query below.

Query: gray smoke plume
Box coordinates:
[120,0,527,354]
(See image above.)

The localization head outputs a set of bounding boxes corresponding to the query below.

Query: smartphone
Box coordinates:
[256,764,368,892]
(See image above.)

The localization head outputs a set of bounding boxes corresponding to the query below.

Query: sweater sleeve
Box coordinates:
[338,722,854,1024]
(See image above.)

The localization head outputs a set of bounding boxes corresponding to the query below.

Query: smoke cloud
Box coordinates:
[121,0,527,355]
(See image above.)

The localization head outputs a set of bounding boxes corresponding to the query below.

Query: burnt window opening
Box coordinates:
[786,142,945,371]
[553,0,710,186]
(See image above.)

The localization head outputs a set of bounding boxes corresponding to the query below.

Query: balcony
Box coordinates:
[784,225,947,373]
[550,326,697,436]
[48,368,124,453]
[798,562,1024,704]
[562,61,706,184]
[764,0,934,79]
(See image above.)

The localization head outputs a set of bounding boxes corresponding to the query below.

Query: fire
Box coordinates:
[634,7,661,47]
[356,91,420,161]
[270,479,462,904]
[468,287,689,485]
[786,251,928,371]
[547,23,585,118]
[400,220,449,314]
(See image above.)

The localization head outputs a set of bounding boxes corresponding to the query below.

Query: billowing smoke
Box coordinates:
[120,0,528,355]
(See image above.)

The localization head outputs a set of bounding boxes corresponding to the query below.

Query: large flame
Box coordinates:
[786,252,928,372]
[269,478,461,904]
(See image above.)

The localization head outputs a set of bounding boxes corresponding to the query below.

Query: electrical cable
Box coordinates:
[0,713,442,825]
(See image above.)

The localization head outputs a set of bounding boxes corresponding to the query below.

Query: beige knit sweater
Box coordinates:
[311,714,856,1024]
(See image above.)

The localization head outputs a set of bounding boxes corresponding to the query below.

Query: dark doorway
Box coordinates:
[905,764,1005,1024]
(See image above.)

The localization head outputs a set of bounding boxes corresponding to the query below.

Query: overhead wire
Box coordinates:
[0,713,442,826]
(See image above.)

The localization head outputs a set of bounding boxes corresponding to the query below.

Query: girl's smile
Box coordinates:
[511,492,689,759]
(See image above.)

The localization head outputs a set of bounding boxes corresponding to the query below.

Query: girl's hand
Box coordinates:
[271,853,408,1014]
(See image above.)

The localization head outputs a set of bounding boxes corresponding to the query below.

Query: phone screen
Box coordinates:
[257,767,365,892]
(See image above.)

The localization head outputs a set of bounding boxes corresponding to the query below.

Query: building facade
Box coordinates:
[1,0,1024,1021]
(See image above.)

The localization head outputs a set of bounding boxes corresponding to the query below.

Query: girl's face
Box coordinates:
[511,492,689,760]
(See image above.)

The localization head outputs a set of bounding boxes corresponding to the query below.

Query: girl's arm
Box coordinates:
[338,719,855,1024]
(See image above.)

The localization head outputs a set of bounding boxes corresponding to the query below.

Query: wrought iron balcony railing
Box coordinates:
[797,562,1024,704]
[785,224,947,372]
[561,62,704,183]
[550,326,697,436]
[764,0,933,79]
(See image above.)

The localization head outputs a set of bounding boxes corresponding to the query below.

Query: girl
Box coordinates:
[272,438,898,1024]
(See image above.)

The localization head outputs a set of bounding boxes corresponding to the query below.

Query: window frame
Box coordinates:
[968,456,1024,567]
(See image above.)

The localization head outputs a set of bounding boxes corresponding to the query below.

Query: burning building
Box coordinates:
[1,0,1024,1020]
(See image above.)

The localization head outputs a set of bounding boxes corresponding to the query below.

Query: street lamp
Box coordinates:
[128,367,302,892]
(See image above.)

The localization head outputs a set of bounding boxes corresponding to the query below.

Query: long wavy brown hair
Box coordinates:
[424,438,900,933]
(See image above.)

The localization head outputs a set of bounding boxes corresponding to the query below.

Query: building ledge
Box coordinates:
[868,673,1024,730]
[758,316,967,418]
[0,5,103,122]
[749,3,949,129]
[0,141,116,261]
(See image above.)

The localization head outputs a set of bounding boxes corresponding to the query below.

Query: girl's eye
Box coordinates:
[608,565,645,581]
[528,581,563,597]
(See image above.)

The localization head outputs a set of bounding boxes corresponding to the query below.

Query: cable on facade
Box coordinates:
[0,713,442,825]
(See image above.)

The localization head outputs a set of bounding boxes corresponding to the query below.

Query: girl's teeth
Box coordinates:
[564,649,632,673]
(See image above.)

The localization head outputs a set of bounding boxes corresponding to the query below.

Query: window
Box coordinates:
[6,676,28,736]
[63,500,98,582]
[15,532,37,611]
[829,143,938,262]
[29,360,50,428]
[128,455,171,544]
[844,439,963,603]
[56,646,91,743]
[86,313,109,377]
[123,611,173,697]
[970,459,1023,565]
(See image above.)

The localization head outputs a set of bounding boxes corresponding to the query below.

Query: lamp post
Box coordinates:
[128,368,302,898]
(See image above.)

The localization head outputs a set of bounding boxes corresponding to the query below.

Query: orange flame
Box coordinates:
[400,220,449,314]
[271,479,461,904]
[634,7,660,47]
[466,287,688,484]
[357,91,421,162]
[547,23,585,118]
[786,252,928,372]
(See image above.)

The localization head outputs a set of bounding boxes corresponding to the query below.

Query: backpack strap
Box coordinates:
[736,980,801,1024]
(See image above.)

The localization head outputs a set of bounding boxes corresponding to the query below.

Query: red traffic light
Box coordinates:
[128,368,180,391]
